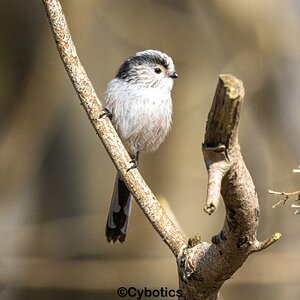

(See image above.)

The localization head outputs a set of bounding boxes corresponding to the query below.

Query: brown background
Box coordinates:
[0,1,299,299]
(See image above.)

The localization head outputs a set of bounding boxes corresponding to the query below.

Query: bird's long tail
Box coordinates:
[106,173,132,243]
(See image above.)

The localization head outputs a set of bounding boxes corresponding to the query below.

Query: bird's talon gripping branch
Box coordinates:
[99,108,112,120]
[126,159,138,172]
[126,151,140,172]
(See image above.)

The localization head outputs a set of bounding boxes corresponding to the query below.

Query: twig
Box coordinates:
[268,190,300,196]
[252,233,282,252]
[293,165,300,173]
[291,204,300,215]
[42,0,187,256]
[269,189,300,212]
[269,166,300,213]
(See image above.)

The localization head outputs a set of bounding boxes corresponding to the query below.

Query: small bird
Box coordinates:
[104,50,178,243]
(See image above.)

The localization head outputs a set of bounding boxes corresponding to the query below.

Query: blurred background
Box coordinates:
[0,0,299,299]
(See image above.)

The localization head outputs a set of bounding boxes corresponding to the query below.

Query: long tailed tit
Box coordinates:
[104,50,178,243]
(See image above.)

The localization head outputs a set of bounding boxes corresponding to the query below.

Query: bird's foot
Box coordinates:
[99,108,112,120]
[126,152,139,172]
[126,158,138,172]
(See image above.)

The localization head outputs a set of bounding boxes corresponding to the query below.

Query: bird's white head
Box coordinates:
[116,49,178,91]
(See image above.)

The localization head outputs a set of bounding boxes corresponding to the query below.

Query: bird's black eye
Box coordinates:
[154,67,162,74]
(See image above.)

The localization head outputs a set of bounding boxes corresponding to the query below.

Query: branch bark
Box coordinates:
[177,75,280,299]
[42,1,280,299]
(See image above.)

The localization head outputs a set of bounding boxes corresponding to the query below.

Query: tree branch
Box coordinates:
[42,0,187,257]
[177,75,281,300]
[43,1,280,299]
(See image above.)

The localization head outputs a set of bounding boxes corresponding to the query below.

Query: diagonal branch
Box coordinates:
[42,0,187,256]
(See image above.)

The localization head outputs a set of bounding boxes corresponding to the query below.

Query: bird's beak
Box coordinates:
[169,71,178,79]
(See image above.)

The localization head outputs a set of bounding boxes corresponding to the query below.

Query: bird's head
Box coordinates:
[116,50,178,91]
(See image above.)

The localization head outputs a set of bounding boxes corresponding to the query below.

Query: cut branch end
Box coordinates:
[203,203,216,215]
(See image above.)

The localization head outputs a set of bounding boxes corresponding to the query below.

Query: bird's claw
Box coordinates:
[99,108,112,120]
[126,151,139,172]
[126,159,138,172]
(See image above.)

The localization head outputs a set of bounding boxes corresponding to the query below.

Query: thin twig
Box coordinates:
[269,189,300,213]
[252,233,281,252]
[291,204,300,214]
[268,190,300,196]
[42,0,187,256]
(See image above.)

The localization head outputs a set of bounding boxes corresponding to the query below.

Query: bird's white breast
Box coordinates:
[105,78,173,156]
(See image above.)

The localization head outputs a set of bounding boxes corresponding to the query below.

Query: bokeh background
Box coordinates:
[0,1,299,299]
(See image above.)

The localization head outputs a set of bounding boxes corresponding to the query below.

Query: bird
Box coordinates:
[104,50,178,243]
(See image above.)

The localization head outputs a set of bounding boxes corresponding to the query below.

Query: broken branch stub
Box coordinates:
[202,74,245,214]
